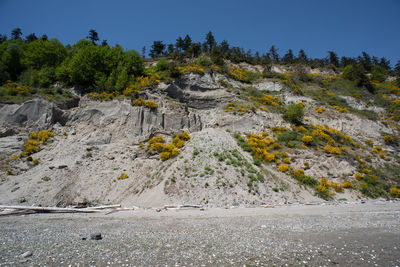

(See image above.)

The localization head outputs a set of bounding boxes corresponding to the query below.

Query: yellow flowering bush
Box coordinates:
[149,136,165,144]
[330,182,343,192]
[228,67,254,82]
[371,146,382,153]
[312,128,334,144]
[390,187,400,198]
[355,172,364,180]
[324,144,340,155]
[252,94,283,107]
[383,135,395,144]
[301,135,313,145]
[315,107,326,113]
[342,181,353,188]
[365,139,374,147]
[329,106,349,113]
[295,125,308,133]
[178,64,205,74]
[296,102,306,108]
[316,184,332,198]
[19,130,54,157]
[117,173,129,180]
[271,126,288,134]
[132,98,158,109]
[148,132,190,161]
[278,164,289,172]
[293,169,305,179]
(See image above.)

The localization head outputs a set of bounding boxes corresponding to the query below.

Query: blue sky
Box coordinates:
[1,0,399,65]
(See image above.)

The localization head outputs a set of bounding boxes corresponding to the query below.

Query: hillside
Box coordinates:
[0,59,400,207]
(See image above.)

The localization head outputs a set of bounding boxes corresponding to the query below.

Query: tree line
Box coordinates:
[1,28,399,93]
[148,31,397,74]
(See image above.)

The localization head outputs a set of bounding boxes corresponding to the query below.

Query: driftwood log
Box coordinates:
[0,205,101,213]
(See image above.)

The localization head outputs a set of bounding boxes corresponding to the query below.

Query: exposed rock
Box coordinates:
[0,98,68,128]
[20,251,32,258]
[90,233,102,240]
[254,81,282,91]
[339,96,385,114]
[70,100,202,140]
[0,128,17,138]
[165,73,234,109]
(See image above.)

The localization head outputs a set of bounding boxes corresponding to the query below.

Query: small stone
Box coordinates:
[58,165,68,169]
[20,251,32,258]
[49,166,55,169]
[90,233,102,240]
[155,208,161,212]
[19,197,26,203]
[11,187,20,192]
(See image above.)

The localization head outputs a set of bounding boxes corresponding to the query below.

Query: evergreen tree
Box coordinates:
[220,40,229,54]
[142,46,146,58]
[0,34,7,43]
[101,40,108,47]
[40,34,48,41]
[175,37,184,51]
[205,31,216,53]
[297,49,308,63]
[394,60,400,76]
[87,29,99,45]
[149,40,165,58]
[189,43,201,58]
[11,28,22,39]
[328,51,339,67]
[282,49,294,63]
[25,33,38,43]
[268,45,279,63]
[182,34,192,52]
[360,51,372,71]
[378,57,391,71]
[167,44,175,56]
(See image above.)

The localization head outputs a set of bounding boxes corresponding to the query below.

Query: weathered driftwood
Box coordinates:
[163,205,202,210]
[85,205,121,210]
[0,205,100,213]
[105,207,135,215]
[0,209,36,216]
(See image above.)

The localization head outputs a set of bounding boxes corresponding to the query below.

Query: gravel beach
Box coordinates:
[1,201,399,266]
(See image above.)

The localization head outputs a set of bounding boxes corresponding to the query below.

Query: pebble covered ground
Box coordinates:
[0,201,399,266]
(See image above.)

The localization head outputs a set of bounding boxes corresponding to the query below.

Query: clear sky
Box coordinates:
[0,0,399,65]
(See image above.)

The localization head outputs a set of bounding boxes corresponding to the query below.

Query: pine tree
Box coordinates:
[297,49,308,63]
[282,49,294,63]
[87,29,99,45]
[149,41,165,58]
[205,31,216,53]
[11,28,22,39]
[268,45,279,63]
[25,33,38,43]
[328,51,339,67]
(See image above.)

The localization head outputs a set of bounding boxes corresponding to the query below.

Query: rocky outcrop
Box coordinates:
[0,98,68,128]
[165,73,234,109]
[69,100,202,140]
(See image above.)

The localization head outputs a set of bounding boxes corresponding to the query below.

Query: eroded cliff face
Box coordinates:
[0,72,398,207]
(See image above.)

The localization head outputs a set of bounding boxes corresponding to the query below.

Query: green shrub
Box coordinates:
[156,58,169,71]
[371,66,388,82]
[283,104,304,125]
[277,131,299,144]
[195,54,212,67]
